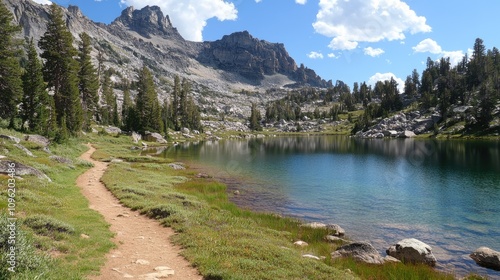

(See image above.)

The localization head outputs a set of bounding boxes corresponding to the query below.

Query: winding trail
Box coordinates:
[77,144,201,280]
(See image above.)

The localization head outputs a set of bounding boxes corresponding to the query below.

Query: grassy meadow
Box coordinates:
[0,128,482,279]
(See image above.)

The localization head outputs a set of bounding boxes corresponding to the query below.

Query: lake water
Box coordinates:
[159,136,500,278]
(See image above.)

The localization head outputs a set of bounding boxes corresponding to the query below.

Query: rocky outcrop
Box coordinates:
[355,111,441,139]
[0,134,21,144]
[111,5,182,39]
[14,144,35,157]
[104,126,122,135]
[0,160,51,181]
[386,238,437,266]
[25,134,50,146]
[470,247,500,271]
[144,132,167,144]
[200,31,331,87]
[331,242,396,265]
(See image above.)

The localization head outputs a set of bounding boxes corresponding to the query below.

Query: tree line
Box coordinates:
[0,3,201,141]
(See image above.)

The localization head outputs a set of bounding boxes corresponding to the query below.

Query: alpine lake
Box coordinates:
[148,135,500,278]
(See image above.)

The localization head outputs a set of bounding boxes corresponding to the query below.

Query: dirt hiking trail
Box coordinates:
[77,144,202,280]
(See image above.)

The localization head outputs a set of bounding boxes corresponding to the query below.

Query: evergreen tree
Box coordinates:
[136,66,161,133]
[77,32,99,131]
[249,103,262,131]
[171,75,180,130]
[0,1,23,123]
[112,96,120,127]
[39,3,82,134]
[100,72,114,124]
[21,38,48,133]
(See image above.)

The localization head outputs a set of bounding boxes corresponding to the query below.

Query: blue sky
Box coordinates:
[40,0,500,91]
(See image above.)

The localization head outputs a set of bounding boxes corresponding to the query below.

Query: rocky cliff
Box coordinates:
[5,0,331,90]
[4,0,335,119]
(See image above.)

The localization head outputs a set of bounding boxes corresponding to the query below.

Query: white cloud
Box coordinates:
[307,51,324,59]
[412,38,442,54]
[255,0,262,2]
[412,39,466,66]
[295,0,307,4]
[327,53,338,59]
[368,72,404,92]
[442,50,465,66]
[364,47,385,57]
[120,0,237,42]
[313,0,431,50]
[31,0,52,4]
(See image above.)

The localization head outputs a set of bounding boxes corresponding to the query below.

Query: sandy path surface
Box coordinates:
[77,144,202,280]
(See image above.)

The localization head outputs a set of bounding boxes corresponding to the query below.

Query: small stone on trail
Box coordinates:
[233,190,240,195]
[135,259,150,265]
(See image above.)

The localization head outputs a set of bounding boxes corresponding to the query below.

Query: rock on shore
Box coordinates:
[386,238,437,266]
[470,247,500,271]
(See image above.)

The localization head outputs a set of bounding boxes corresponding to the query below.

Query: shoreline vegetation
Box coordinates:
[1,127,495,279]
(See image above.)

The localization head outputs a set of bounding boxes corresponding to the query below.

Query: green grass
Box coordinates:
[0,129,114,279]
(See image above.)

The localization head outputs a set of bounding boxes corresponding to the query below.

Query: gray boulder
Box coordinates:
[144,132,167,144]
[331,242,386,264]
[131,132,142,143]
[0,160,51,181]
[167,163,185,170]
[470,247,500,271]
[181,127,190,134]
[399,130,416,138]
[49,155,73,165]
[327,224,346,237]
[104,126,122,135]
[14,144,35,157]
[0,135,20,144]
[386,238,437,266]
[24,134,50,146]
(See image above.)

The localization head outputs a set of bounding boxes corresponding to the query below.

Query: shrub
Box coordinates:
[23,215,75,237]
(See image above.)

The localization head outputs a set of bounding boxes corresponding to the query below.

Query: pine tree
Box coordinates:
[100,72,114,124]
[136,66,161,133]
[112,96,120,127]
[77,32,99,131]
[171,75,180,130]
[249,103,262,131]
[0,1,23,123]
[21,38,48,133]
[39,3,82,134]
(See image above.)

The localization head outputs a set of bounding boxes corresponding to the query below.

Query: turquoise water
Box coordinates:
[160,136,500,277]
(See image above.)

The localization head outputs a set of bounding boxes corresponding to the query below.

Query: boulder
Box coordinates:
[14,144,35,157]
[331,242,386,264]
[104,126,122,135]
[144,132,167,144]
[167,163,185,170]
[470,247,500,271]
[181,127,190,134]
[49,155,73,165]
[131,132,142,143]
[386,238,436,266]
[0,135,20,144]
[301,222,327,229]
[399,130,416,138]
[327,224,346,237]
[293,240,308,247]
[0,160,51,181]
[325,235,345,243]
[24,134,50,146]
[383,130,398,137]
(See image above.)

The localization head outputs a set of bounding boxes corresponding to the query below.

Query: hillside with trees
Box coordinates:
[0,2,202,142]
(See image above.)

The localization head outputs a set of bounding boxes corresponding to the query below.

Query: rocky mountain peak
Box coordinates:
[112,5,178,38]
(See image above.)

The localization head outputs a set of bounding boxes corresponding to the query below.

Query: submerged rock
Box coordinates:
[470,247,500,271]
[386,238,436,266]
